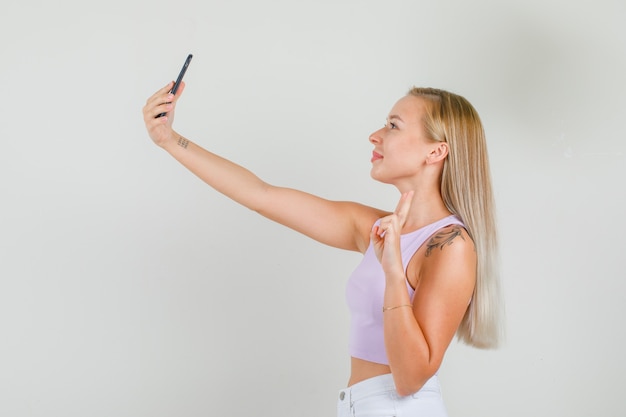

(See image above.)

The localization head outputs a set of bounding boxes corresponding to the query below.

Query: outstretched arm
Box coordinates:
[142,82,385,252]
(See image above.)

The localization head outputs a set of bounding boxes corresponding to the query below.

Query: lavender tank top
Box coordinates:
[345,215,465,365]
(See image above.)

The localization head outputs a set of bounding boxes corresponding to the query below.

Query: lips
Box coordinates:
[371,151,383,162]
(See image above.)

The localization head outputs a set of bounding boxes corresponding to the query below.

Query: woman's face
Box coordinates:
[369,95,434,185]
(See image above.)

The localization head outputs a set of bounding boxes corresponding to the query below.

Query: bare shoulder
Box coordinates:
[417,224,477,293]
[424,224,475,259]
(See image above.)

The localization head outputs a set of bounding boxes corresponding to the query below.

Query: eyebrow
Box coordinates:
[388,114,404,123]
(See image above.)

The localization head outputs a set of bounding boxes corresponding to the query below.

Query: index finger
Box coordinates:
[394,190,414,222]
[146,81,175,104]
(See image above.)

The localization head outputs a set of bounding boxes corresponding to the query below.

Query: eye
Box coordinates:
[384,121,398,129]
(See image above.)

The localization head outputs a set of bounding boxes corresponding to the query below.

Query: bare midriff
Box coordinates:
[348,357,392,386]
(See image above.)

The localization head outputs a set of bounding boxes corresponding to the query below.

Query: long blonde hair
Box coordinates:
[408,87,503,348]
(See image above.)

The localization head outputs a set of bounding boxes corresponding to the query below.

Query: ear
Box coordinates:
[426,142,449,164]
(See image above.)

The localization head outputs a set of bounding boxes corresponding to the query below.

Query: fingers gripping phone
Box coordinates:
[156,54,193,118]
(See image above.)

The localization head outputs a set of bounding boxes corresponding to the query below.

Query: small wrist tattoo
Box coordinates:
[177,136,189,149]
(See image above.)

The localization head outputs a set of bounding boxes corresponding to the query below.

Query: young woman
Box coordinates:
[143,82,503,417]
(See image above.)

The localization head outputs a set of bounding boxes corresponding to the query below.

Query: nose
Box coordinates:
[369,128,383,144]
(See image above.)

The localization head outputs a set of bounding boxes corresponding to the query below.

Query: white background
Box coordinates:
[1,0,625,416]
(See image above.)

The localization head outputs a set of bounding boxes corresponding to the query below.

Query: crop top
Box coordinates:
[345,214,465,365]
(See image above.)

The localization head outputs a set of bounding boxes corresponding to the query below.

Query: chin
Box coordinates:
[370,170,393,185]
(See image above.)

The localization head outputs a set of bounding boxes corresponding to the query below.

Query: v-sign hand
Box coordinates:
[370,191,414,278]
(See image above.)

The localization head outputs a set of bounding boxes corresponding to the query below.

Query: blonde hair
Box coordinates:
[408,87,503,348]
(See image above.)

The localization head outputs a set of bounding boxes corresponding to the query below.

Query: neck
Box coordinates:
[399,185,452,232]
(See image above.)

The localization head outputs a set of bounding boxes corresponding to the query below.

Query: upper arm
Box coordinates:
[411,226,477,366]
[253,184,387,252]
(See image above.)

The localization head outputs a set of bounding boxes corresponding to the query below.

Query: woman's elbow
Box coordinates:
[394,371,435,397]
[392,364,439,397]
[395,385,417,398]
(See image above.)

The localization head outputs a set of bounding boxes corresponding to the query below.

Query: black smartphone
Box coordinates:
[156,53,193,118]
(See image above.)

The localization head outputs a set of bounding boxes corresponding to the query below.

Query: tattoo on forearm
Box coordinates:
[425,226,465,257]
[177,136,189,149]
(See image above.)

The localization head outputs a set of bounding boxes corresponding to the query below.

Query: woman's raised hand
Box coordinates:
[370,191,414,278]
[142,81,186,148]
